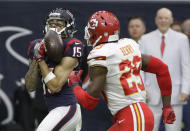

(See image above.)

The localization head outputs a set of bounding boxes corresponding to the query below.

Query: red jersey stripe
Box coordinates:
[87,56,106,62]
[27,40,34,57]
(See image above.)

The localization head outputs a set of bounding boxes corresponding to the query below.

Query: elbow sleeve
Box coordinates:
[145,56,172,96]
[73,85,99,110]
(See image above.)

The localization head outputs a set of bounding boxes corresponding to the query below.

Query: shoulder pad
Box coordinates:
[87,44,113,67]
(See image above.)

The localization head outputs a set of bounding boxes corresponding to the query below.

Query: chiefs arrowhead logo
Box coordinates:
[87,18,98,30]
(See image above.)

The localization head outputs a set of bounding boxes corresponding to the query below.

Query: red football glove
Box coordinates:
[162,105,176,124]
[68,70,83,87]
[34,41,45,62]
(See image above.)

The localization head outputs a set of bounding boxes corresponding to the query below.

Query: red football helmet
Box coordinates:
[84,11,120,47]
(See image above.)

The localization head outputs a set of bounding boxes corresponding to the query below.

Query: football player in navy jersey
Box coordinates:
[25,8,83,131]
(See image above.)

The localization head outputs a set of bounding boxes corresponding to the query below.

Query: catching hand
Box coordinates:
[34,41,45,61]
[68,70,83,87]
[162,105,176,124]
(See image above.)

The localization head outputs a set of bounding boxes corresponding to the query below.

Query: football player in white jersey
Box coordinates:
[69,11,176,131]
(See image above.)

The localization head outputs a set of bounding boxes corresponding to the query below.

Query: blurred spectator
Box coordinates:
[140,8,190,131]
[0,74,23,131]
[13,77,48,131]
[14,78,34,131]
[128,16,146,43]
[171,21,182,32]
[182,19,190,42]
[181,18,190,131]
[32,85,48,128]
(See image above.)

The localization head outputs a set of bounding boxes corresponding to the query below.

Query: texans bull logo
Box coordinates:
[0,26,32,66]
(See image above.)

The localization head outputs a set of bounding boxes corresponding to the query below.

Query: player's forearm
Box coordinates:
[38,60,50,78]
[25,73,38,92]
[47,71,72,93]
[87,82,102,98]
[162,95,171,106]
[38,60,63,93]
[25,60,41,92]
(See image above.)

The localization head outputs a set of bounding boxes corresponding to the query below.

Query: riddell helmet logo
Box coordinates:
[88,18,98,30]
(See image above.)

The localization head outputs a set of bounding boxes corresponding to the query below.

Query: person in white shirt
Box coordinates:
[140,8,190,131]
[182,19,190,43]
[171,21,182,33]
[181,18,190,131]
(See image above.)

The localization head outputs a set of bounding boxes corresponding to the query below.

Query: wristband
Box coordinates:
[44,71,56,84]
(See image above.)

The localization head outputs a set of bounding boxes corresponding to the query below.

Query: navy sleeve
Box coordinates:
[64,38,84,59]
[80,46,92,81]
[27,39,42,59]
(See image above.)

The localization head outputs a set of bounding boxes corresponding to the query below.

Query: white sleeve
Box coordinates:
[138,36,145,54]
[87,47,108,67]
[180,36,190,95]
[88,57,107,67]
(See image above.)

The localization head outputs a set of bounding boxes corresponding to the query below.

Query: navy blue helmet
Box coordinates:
[45,8,76,38]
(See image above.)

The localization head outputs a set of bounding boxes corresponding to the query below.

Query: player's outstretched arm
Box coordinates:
[25,59,41,92]
[141,54,176,124]
[69,66,107,110]
[87,66,107,97]
[141,54,172,96]
[38,57,78,93]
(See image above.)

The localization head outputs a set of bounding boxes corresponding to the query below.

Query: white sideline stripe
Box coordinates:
[137,103,145,131]
[130,105,137,131]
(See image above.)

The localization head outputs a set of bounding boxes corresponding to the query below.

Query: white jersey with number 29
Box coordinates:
[87,38,146,115]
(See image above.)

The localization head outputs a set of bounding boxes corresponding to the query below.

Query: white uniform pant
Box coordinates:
[149,103,183,131]
[36,104,81,131]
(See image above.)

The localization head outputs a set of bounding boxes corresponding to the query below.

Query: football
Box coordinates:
[44,30,64,63]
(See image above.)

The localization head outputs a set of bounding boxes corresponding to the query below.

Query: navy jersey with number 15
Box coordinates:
[28,37,84,110]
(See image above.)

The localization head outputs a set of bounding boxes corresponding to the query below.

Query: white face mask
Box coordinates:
[45,19,76,38]
[45,24,66,35]
[84,26,91,46]
[84,26,102,47]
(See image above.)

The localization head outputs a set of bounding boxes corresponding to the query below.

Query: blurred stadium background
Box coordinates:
[0,0,190,130]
